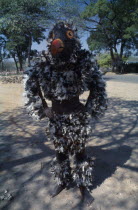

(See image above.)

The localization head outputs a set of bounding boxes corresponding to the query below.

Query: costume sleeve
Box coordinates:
[23,57,48,120]
[85,58,108,118]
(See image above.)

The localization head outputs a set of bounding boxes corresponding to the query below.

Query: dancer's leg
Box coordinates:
[73,149,94,204]
[51,151,72,197]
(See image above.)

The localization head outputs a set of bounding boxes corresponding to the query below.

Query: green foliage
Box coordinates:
[0,0,51,40]
[97,53,112,68]
[81,0,138,70]
[0,0,56,72]
[53,0,85,29]
[97,53,128,68]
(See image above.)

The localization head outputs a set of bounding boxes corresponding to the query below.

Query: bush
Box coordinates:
[97,53,112,68]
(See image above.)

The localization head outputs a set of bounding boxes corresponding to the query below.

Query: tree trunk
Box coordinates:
[1,60,4,71]
[27,34,32,67]
[110,47,124,74]
[16,47,23,72]
[114,46,118,54]
[110,48,114,60]
[120,41,125,59]
[18,56,23,72]
[113,42,125,74]
[110,48,116,72]
[17,52,23,72]
[13,55,19,74]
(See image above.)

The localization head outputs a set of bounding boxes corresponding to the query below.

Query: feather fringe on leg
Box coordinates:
[73,157,94,191]
[51,157,72,186]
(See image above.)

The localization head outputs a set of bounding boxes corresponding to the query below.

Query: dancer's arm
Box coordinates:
[85,58,107,118]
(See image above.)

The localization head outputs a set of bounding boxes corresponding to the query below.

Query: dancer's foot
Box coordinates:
[51,184,66,197]
[79,186,94,206]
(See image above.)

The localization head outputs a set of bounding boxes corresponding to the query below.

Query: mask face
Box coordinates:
[48,22,80,61]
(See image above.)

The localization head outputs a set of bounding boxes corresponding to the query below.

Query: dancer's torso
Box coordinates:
[39,64,88,114]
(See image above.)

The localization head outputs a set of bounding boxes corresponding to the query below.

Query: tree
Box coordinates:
[81,0,138,73]
[0,36,7,71]
[0,0,55,72]
[55,0,84,25]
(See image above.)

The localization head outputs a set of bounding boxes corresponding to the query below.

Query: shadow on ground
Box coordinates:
[0,97,138,210]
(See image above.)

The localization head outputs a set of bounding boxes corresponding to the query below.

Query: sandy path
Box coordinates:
[0,74,138,210]
[0,83,24,112]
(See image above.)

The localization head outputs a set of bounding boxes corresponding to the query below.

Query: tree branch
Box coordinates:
[85,26,97,31]
[84,17,101,25]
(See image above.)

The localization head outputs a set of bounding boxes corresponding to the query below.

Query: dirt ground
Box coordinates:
[0,73,138,210]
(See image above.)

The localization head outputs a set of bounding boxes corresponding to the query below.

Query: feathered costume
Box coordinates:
[24,22,107,197]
